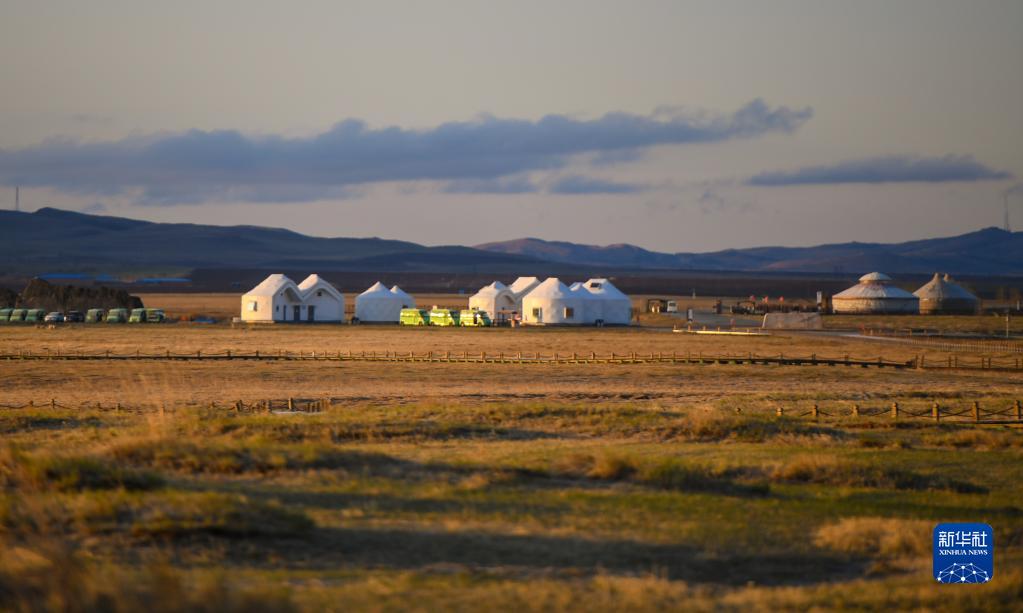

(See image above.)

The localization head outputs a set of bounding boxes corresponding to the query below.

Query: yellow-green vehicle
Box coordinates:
[129,308,146,323]
[0,308,11,322]
[144,308,166,323]
[459,309,492,327]
[106,308,129,323]
[427,307,460,327]
[8,309,26,322]
[25,309,46,323]
[85,308,106,323]
[399,308,430,326]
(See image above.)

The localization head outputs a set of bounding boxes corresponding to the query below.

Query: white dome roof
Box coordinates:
[858,272,892,283]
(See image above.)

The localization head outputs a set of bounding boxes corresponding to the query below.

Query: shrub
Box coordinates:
[0,446,163,492]
[770,454,985,493]
[814,517,931,559]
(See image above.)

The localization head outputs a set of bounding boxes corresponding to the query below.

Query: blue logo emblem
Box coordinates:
[933,523,993,583]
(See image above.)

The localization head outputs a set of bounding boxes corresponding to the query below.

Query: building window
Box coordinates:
[531,308,541,318]
[317,290,323,297]
[564,307,574,319]
[275,305,279,312]
[248,301,258,312]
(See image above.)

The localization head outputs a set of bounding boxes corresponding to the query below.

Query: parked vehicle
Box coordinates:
[144,308,165,323]
[105,308,129,323]
[25,309,46,323]
[0,308,11,322]
[85,308,106,323]
[44,312,65,323]
[399,308,430,326]
[8,309,26,322]
[427,307,460,327]
[459,308,492,327]
[65,310,85,323]
[129,308,146,323]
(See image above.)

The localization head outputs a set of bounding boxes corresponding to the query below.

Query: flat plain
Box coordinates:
[1,317,1021,611]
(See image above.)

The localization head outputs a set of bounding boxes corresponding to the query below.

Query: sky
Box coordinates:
[1,0,1021,252]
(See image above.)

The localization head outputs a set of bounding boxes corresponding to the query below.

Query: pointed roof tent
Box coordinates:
[389,285,416,308]
[528,277,573,299]
[583,278,632,325]
[359,281,391,296]
[569,282,603,324]
[509,276,541,296]
[469,281,518,318]
[355,281,405,322]
[914,273,979,314]
[584,278,630,300]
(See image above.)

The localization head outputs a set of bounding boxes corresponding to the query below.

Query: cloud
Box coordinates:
[443,176,538,194]
[547,175,645,195]
[748,155,1011,186]
[0,99,811,205]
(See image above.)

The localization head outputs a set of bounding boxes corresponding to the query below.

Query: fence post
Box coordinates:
[972,401,980,422]
[891,402,899,420]
[776,406,784,417]
[852,404,859,418]
[932,402,940,423]
[288,397,294,411]
[811,404,819,421]
[1016,400,1022,422]
[50,398,56,410]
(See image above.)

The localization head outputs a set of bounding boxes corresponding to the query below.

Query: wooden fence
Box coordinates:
[856,332,1023,355]
[2,397,1021,424]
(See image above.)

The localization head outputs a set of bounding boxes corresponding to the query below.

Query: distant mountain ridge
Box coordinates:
[476,228,1023,275]
[1,207,1020,276]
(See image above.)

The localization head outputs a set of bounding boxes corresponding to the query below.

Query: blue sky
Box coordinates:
[1,0,1021,251]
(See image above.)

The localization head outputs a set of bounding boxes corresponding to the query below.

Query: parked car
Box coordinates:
[0,308,12,322]
[44,312,65,323]
[105,308,129,323]
[65,310,85,323]
[25,309,46,323]
[85,308,106,323]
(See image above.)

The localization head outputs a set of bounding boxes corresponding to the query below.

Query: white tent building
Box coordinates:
[522,278,584,325]
[569,282,604,324]
[469,281,518,320]
[584,278,633,325]
[832,272,919,314]
[509,276,541,298]
[355,282,405,323]
[297,274,345,322]
[390,285,416,309]
[241,274,304,322]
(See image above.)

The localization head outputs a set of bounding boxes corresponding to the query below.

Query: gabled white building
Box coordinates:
[584,278,633,325]
[521,278,584,325]
[355,281,405,323]
[469,281,518,320]
[241,274,306,322]
[390,285,417,309]
[297,274,346,322]
[569,282,603,324]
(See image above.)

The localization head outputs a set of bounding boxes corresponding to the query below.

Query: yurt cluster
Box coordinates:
[240,274,633,325]
[831,272,979,314]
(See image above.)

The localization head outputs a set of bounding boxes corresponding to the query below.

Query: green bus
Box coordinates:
[399,308,430,326]
[428,308,460,327]
[459,309,492,327]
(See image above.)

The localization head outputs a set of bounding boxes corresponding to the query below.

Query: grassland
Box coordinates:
[1,323,1021,611]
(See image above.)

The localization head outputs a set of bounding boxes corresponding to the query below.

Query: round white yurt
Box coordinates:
[354,282,404,323]
[469,281,518,320]
[832,272,919,314]
[914,273,979,314]
[389,285,417,309]
[569,282,603,324]
[583,278,633,325]
[521,278,584,325]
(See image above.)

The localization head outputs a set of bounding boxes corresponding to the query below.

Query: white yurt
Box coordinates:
[583,278,633,325]
[354,282,405,323]
[389,285,417,309]
[241,274,304,322]
[913,273,979,314]
[832,272,919,314]
[468,281,518,320]
[521,278,584,325]
[569,282,603,324]
[297,274,345,322]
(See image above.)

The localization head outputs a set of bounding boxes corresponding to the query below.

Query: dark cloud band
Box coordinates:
[749,155,1011,186]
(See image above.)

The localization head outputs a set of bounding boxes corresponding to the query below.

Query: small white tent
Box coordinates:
[355,282,404,323]
[389,285,416,309]
[522,278,584,325]
[584,278,632,325]
[469,281,518,320]
[297,274,345,322]
[240,274,304,322]
[569,282,603,325]
[509,276,541,297]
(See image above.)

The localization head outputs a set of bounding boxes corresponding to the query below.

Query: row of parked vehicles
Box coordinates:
[0,307,166,324]
[399,307,494,327]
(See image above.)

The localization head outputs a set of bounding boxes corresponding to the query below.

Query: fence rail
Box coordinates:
[2,397,1021,424]
[855,331,1023,355]
[0,349,921,369]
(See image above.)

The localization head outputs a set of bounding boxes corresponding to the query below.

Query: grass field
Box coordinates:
[2,323,1021,611]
